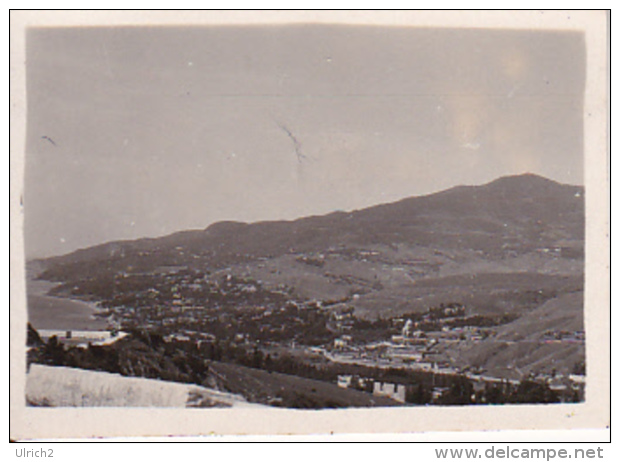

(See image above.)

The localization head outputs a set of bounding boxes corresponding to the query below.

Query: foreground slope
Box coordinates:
[26,363,259,408]
[205,361,400,408]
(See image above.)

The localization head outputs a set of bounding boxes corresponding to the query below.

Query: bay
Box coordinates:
[26,278,109,331]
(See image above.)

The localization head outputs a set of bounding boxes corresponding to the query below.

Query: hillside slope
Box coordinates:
[26,364,259,408]
[37,173,583,275]
[205,361,399,408]
[433,291,585,379]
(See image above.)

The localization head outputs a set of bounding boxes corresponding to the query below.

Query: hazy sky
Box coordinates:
[24,25,585,258]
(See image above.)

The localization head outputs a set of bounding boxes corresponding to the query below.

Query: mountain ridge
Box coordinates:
[36,173,583,272]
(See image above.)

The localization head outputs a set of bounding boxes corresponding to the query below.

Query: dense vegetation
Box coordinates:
[27,325,575,408]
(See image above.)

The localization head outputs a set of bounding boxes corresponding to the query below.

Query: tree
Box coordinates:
[44,336,65,365]
[27,323,44,347]
[511,380,560,404]
[251,347,264,369]
[572,360,586,376]
[484,384,508,404]
[442,376,474,405]
[406,383,432,405]
[264,353,273,371]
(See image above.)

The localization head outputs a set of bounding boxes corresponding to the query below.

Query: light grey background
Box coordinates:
[25,26,585,258]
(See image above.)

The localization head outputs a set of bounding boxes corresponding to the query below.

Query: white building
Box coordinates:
[373,381,406,403]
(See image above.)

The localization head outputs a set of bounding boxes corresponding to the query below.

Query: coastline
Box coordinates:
[26,274,109,332]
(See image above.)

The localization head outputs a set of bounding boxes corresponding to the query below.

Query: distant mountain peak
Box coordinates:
[481,173,581,196]
[487,172,559,185]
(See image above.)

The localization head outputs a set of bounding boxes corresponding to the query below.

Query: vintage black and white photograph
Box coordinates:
[10,10,609,439]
